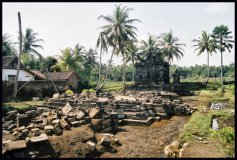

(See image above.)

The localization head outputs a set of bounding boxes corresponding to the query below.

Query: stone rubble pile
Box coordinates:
[2,89,197,158]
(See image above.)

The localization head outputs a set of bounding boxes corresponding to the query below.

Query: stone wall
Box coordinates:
[2,80,67,98]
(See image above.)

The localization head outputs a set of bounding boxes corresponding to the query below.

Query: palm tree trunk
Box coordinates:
[96,48,102,89]
[132,59,135,84]
[206,52,210,84]
[96,50,114,91]
[122,53,126,88]
[13,12,23,98]
[220,51,223,87]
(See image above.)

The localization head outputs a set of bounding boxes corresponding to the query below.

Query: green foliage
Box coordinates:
[181,112,212,142]
[210,127,235,157]
[82,88,95,93]
[65,89,74,95]
[2,104,32,115]
[2,33,16,56]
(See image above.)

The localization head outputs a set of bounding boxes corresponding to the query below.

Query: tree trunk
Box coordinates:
[220,51,223,87]
[132,59,135,84]
[206,52,210,84]
[96,50,114,91]
[220,36,224,89]
[96,47,102,89]
[122,53,126,89]
[13,12,23,98]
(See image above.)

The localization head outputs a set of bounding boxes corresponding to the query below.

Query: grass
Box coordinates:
[2,100,44,115]
[102,81,133,92]
[180,109,233,143]
[180,83,235,144]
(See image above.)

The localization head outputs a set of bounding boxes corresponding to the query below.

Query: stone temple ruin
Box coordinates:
[2,88,197,158]
[135,56,170,85]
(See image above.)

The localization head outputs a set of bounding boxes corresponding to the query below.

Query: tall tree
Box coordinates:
[96,32,108,88]
[139,34,161,61]
[2,33,16,56]
[97,4,140,90]
[51,48,83,73]
[84,48,98,80]
[124,41,139,84]
[22,28,44,59]
[192,31,216,83]
[211,25,234,87]
[158,30,186,64]
[13,12,23,98]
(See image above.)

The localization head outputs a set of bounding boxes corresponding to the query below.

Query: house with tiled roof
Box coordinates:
[45,71,79,89]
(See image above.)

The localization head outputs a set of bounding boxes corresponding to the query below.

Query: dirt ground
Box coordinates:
[182,141,225,158]
[46,116,190,158]
[98,116,190,158]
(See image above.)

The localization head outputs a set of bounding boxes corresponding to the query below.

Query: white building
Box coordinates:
[2,56,35,81]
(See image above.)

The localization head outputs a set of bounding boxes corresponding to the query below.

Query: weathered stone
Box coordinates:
[2,120,14,129]
[59,118,70,130]
[22,129,29,134]
[79,120,86,125]
[13,131,19,136]
[26,124,34,130]
[53,124,63,135]
[44,125,54,131]
[8,124,16,131]
[76,110,85,120]
[53,93,60,99]
[5,110,18,121]
[3,130,10,135]
[39,123,47,130]
[117,109,125,119]
[154,116,161,122]
[52,119,60,125]
[89,108,100,118]
[68,117,76,123]
[25,110,37,118]
[18,126,26,131]
[5,140,26,151]
[100,135,111,146]
[86,141,96,148]
[62,102,72,115]
[18,114,31,127]
[30,134,48,143]
[71,121,80,127]
[32,128,41,137]
[148,110,156,117]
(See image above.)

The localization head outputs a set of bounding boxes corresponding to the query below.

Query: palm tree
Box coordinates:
[22,28,44,59]
[2,34,16,56]
[211,25,234,87]
[124,40,139,84]
[51,48,83,73]
[192,31,216,83]
[139,34,161,61]
[158,30,186,64]
[96,32,108,88]
[97,4,141,90]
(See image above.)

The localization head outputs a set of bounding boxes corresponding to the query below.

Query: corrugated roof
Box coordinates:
[30,70,46,79]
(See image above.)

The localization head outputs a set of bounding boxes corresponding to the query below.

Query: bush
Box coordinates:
[210,127,235,157]
[65,89,74,95]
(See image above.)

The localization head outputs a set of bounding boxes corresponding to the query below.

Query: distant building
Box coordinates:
[46,71,79,90]
[2,56,35,82]
[135,56,169,85]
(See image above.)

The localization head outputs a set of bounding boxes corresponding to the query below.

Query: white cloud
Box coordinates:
[203,3,229,14]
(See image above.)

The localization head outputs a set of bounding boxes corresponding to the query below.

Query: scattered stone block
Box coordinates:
[52,119,60,125]
[18,114,31,127]
[13,131,19,136]
[100,135,111,146]
[62,102,72,115]
[86,141,96,148]
[53,124,63,135]
[59,118,70,130]
[8,124,16,131]
[53,93,60,99]
[18,126,26,131]
[89,108,99,118]
[30,134,48,143]
[71,121,80,127]
[76,110,85,120]
[5,140,26,151]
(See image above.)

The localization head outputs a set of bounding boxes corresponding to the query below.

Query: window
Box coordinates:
[8,75,16,81]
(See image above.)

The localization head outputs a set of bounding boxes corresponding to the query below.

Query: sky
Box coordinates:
[2,2,235,67]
